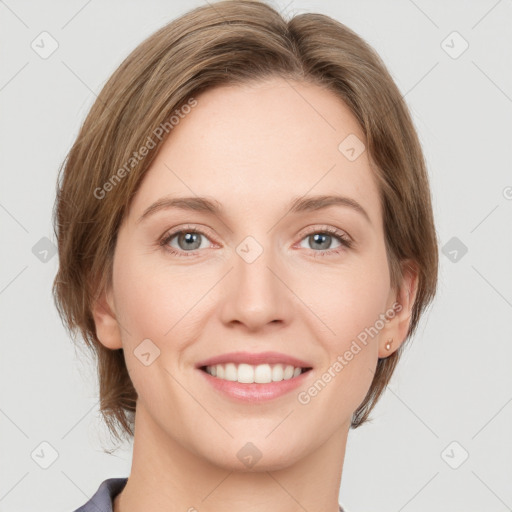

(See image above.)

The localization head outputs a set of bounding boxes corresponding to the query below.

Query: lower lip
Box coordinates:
[198,368,312,402]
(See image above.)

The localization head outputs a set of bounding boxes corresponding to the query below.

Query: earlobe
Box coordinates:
[91,287,123,350]
[378,259,419,358]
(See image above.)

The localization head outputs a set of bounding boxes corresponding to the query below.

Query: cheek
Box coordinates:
[303,250,390,347]
[304,247,390,404]
[112,247,198,338]
[111,250,202,412]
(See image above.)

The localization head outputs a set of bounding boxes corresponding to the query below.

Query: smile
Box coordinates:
[201,363,311,384]
[196,351,314,402]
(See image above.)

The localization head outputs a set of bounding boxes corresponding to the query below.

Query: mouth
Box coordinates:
[195,351,313,384]
[195,351,313,401]
[199,363,313,384]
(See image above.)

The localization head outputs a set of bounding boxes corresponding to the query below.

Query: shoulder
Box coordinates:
[71,477,128,512]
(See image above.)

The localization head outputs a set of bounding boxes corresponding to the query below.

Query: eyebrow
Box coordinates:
[137,194,371,224]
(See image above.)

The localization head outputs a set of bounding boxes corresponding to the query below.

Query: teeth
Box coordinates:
[238,363,255,383]
[225,363,237,382]
[255,363,271,383]
[272,364,284,381]
[204,363,305,383]
[283,365,294,380]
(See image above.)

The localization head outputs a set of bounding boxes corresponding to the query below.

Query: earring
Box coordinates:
[385,339,393,351]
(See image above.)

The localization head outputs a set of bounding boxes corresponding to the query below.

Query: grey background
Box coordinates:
[1,1,511,511]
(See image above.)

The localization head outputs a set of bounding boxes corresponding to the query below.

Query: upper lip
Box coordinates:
[196,351,313,369]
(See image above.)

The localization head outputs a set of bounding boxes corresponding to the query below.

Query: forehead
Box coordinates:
[128,78,381,226]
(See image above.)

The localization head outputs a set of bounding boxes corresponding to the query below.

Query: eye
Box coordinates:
[297,227,353,257]
[160,226,213,257]
[159,225,353,258]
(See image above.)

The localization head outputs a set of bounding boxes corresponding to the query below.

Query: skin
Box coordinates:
[93,77,418,512]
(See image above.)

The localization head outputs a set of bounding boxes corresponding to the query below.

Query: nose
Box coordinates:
[218,241,292,332]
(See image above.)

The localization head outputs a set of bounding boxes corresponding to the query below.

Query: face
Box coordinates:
[95,77,412,471]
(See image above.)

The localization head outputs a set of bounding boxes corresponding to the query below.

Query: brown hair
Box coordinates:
[52,0,438,444]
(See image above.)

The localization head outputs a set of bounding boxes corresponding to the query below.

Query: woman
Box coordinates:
[53,1,438,511]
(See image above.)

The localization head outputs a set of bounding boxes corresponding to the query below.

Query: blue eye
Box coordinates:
[159,225,352,258]
[160,228,210,256]
[298,228,353,257]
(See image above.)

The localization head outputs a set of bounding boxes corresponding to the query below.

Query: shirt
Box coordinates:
[72,478,127,512]
[72,477,347,512]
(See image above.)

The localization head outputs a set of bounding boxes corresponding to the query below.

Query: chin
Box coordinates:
[198,436,308,473]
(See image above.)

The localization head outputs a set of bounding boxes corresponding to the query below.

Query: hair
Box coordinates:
[52,0,438,445]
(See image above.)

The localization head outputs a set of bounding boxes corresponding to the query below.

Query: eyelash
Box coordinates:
[159,225,353,258]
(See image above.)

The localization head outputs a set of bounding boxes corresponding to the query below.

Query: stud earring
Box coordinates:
[385,339,393,351]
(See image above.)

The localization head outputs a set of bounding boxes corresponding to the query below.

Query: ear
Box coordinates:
[378,259,419,358]
[91,286,123,350]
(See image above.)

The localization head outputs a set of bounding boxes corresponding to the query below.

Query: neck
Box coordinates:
[114,403,348,512]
